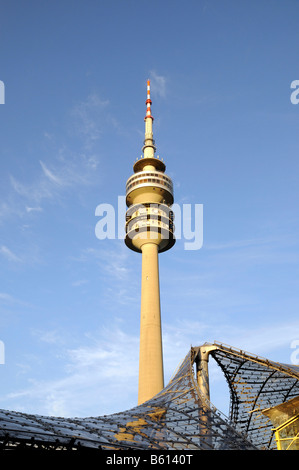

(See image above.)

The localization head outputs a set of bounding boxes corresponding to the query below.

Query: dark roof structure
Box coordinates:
[210,342,299,449]
[0,342,298,450]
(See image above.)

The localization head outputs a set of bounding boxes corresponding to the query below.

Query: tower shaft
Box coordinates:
[138,243,164,404]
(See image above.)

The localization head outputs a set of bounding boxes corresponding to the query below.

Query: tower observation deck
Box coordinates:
[125,80,175,405]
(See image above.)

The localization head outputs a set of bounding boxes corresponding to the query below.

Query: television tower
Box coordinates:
[125,80,175,405]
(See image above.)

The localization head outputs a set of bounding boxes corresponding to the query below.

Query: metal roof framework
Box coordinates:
[0,342,298,450]
[210,342,299,449]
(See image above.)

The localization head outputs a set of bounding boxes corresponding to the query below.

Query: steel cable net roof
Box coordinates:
[210,342,299,449]
[0,342,298,450]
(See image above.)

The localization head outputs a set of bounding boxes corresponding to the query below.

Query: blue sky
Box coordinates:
[0,0,299,419]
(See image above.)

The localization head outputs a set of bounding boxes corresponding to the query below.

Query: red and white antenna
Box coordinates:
[145,79,154,121]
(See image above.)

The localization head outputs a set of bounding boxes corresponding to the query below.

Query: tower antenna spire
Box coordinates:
[143,79,156,159]
[145,79,154,121]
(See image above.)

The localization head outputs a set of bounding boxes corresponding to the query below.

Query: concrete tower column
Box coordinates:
[194,345,217,448]
[138,242,164,404]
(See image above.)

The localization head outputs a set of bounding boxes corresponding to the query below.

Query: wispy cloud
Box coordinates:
[0,292,15,302]
[149,71,167,98]
[31,328,67,345]
[70,241,139,307]
[203,235,299,269]
[70,93,109,149]
[7,92,109,216]
[5,326,139,417]
[10,153,100,207]
[39,160,65,186]
[25,206,43,213]
[71,279,89,287]
[0,245,22,262]
[0,292,33,310]
[78,243,132,282]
